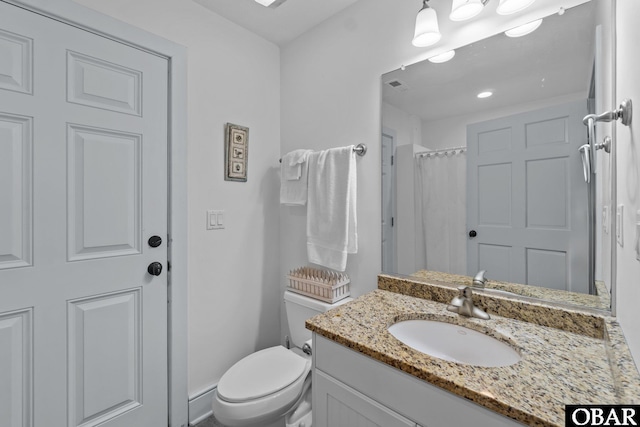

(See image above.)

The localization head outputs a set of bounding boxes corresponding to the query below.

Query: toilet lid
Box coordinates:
[217,346,310,403]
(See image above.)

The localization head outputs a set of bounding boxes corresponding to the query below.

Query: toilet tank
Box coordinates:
[284,290,352,348]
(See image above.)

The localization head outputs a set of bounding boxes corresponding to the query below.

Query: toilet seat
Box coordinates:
[213,346,311,426]
[218,345,310,402]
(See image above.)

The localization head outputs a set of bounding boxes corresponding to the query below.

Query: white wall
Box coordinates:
[382,102,422,147]
[74,0,282,397]
[615,0,640,367]
[591,0,615,296]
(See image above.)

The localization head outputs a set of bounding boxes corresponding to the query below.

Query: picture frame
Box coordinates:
[224,123,249,182]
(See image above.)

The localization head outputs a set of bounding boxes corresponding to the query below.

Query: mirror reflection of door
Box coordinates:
[466,100,589,293]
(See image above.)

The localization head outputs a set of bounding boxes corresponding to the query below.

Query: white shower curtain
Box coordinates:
[415,149,467,275]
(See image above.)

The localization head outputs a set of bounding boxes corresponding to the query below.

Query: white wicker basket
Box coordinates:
[287,266,350,303]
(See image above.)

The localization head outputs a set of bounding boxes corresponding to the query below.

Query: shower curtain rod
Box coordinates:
[415,146,466,158]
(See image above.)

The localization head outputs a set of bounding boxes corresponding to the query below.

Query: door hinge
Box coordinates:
[391,155,394,166]
[391,217,394,227]
[167,261,171,272]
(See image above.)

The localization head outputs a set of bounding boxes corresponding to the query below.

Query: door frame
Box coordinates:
[1,0,189,425]
[381,127,397,273]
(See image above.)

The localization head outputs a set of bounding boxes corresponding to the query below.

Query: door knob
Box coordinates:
[469,230,477,238]
[147,262,163,276]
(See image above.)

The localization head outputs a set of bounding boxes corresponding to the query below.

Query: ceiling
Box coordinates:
[382,1,596,122]
[192,0,362,46]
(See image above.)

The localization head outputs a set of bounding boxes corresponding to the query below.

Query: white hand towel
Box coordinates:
[280,149,313,205]
[306,146,357,271]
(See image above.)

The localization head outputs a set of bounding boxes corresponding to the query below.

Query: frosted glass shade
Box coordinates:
[428,50,456,63]
[505,19,543,37]
[412,6,441,47]
[450,0,484,21]
[496,0,535,15]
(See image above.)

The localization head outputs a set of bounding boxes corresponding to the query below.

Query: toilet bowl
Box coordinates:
[212,290,352,427]
[212,346,311,426]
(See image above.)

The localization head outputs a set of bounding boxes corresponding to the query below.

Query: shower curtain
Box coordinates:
[415,149,467,275]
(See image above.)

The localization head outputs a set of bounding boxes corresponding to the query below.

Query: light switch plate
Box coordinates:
[616,204,624,247]
[207,210,215,230]
[207,210,225,230]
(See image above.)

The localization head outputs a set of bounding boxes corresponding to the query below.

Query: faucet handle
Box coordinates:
[457,286,472,298]
[448,286,467,309]
[472,270,487,288]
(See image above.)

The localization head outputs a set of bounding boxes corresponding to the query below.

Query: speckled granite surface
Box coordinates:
[379,274,606,339]
[306,290,640,427]
[410,270,611,310]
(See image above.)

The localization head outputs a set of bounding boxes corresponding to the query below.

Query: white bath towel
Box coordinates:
[306,146,357,271]
[280,149,313,205]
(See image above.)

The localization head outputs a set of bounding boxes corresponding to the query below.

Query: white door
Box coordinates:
[466,100,589,293]
[381,129,396,272]
[0,2,169,427]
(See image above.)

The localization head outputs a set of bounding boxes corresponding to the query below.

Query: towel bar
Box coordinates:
[279,143,367,163]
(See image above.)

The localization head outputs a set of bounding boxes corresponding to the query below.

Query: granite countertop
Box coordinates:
[306,288,640,427]
[410,270,611,311]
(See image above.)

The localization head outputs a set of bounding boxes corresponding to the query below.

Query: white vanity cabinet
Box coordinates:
[312,334,523,427]
[315,370,416,427]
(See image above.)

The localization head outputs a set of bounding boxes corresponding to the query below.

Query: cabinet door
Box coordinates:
[314,370,416,427]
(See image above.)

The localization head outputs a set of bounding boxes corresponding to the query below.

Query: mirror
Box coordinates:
[381,0,614,312]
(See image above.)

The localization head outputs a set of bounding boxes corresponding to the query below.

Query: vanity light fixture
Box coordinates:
[450,0,535,21]
[428,50,456,63]
[505,18,543,37]
[450,0,487,21]
[477,91,493,98]
[414,0,536,46]
[496,0,536,15]
[412,0,442,47]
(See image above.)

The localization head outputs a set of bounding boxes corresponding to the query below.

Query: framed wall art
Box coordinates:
[224,123,249,182]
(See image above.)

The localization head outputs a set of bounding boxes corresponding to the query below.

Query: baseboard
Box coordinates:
[188,386,216,426]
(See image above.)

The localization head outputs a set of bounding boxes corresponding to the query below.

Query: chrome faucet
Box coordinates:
[447,286,490,320]
[472,270,487,288]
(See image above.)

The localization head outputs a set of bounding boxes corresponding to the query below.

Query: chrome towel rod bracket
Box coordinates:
[583,98,633,126]
[279,143,367,163]
[580,99,631,179]
[353,143,368,156]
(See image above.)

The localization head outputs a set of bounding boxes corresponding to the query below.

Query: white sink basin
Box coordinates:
[388,319,521,367]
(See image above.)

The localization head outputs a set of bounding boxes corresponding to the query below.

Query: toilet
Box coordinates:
[212,290,352,427]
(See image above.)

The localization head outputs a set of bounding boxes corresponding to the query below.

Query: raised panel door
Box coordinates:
[467,100,589,292]
[0,3,168,426]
